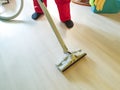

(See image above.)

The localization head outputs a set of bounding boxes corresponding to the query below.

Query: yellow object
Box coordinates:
[94,0,106,11]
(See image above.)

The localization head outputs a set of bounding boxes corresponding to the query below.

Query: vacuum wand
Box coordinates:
[37,0,87,72]
[37,0,68,53]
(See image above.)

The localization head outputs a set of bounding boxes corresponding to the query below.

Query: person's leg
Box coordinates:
[32,0,47,20]
[55,0,74,28]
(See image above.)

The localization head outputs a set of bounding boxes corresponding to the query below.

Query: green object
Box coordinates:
[89,0,95,6]
[91,0,120,13]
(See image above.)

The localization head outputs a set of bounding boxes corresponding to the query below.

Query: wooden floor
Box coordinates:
[0,0,120,90]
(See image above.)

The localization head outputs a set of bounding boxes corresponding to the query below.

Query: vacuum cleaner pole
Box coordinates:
[38,0,87,72]
[38,0,69,53]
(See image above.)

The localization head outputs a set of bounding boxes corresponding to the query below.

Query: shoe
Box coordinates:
[63,20,74,28]
[32,12,43,20]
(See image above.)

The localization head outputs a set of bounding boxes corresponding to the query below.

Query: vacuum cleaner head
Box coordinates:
[56,50,86,72]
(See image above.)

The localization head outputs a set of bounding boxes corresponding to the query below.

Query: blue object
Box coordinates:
[92,0,120,13]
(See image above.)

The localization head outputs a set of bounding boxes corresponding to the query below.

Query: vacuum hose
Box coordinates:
[0,0,23,20]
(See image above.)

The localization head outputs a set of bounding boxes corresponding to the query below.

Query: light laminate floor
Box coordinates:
[0,0,120,90]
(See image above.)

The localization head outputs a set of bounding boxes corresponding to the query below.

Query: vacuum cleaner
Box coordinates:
[37,0,87,72]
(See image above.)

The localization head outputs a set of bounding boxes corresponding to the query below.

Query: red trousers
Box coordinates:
[33,0,71,22]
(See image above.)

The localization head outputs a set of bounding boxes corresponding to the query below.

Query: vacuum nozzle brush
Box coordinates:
[56,50,86,72]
